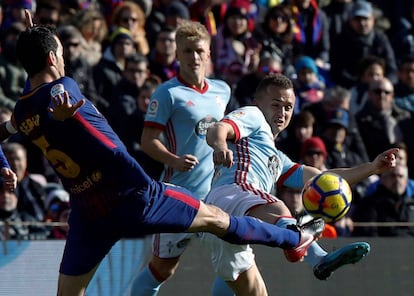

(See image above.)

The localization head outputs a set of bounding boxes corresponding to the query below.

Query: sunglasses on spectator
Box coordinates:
[372,88,393,95]
[259,66,281,74]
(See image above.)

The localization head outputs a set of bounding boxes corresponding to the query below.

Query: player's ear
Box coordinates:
[47,51,57,66]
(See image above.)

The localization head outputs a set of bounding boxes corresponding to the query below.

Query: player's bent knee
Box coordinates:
[188,202,229,236]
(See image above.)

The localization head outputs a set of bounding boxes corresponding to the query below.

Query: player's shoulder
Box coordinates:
[206,78,231,92]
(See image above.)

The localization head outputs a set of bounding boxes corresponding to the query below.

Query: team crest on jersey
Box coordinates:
[147,100,159,116]
[50,83,65,97]
[195,116,217,138]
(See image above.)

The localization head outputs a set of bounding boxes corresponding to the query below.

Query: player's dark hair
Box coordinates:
[16,26,59,77]
[254,74,293,100]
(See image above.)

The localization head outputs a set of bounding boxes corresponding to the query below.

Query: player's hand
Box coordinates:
[213,147,234,168]
[24,9,34,28]
[372,148,399,174]
[172,154,199,172]
[1,167,17,192]
[49,91,85,121]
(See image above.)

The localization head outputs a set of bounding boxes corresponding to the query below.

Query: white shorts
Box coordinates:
[151,232,200,258]
[201,184,279,281]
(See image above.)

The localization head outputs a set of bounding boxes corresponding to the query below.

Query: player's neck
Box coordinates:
[29,71,62,90]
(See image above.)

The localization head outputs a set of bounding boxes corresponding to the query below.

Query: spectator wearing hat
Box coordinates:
[330,0,397,88]
[300,136,327,171]
[212,0,261,87]
[165,0,190,28]
[110,1,149,55]
[292,55,325,113]
[93,27,137,118]
[321,108,365,168]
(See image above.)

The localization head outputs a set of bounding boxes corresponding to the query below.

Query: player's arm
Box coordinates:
[303,148,399,185]
[141,126,198,172]
[206,121,235,168]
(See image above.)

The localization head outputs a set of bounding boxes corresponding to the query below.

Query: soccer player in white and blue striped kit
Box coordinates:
[203,74,399,295]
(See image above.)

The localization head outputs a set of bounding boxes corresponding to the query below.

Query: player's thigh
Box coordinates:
[246,201,291,224]
[57,264,99,296]
[226,262,268,296]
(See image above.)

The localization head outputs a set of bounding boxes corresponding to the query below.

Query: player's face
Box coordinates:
[259,86,295,137]
[176,38,210,82]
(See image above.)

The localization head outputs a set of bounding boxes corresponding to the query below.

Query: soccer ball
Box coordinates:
[302,172,352,223]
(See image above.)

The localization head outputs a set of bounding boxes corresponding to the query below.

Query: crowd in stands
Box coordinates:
[0,0,413,239]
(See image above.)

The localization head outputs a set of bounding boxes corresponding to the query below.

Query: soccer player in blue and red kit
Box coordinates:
[1,14,324,296]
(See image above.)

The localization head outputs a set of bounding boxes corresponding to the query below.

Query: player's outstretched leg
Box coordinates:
[313,242,370,280]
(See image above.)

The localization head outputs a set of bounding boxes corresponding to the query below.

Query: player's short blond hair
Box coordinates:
[175,21,211,45]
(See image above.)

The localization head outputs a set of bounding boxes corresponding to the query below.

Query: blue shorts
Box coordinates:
[59,182,200,275]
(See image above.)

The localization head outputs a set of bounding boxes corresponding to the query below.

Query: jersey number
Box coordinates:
[33,136,80,178]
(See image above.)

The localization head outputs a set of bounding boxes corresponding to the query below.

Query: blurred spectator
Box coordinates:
[109,53,151,142]
[2,142,47,222]
[0,0,32,33]
[44,187,70,239]
[233,54,282,108]
[277,110,315,162]
[189,0,227,36]
[391,2,414,61]
[110,1,150,55]
[253,3,296,76]
[93,27,137,118]
[148,25,179,82]
[330,0,397,88]
[33,0,61,26]
[292,55,325,112]
[300,136,327,171]
[321,108,365,168]
[71,7,108,66]
[165,0,190,28]
[0,179,30,240]
[356,77,412,161]
[305,85,369,162]
[278,185,338,238]
[349,55,386,114]
[57,25,103,108]
[322,0,354,45]
[289,0,330,69]
[352,164,414,237]
[212,0,261,87]
[143,0,173,48]
[0,21,27,111]
[365,142,414,195]
[127,78,164,180]
[394,55,414,116]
